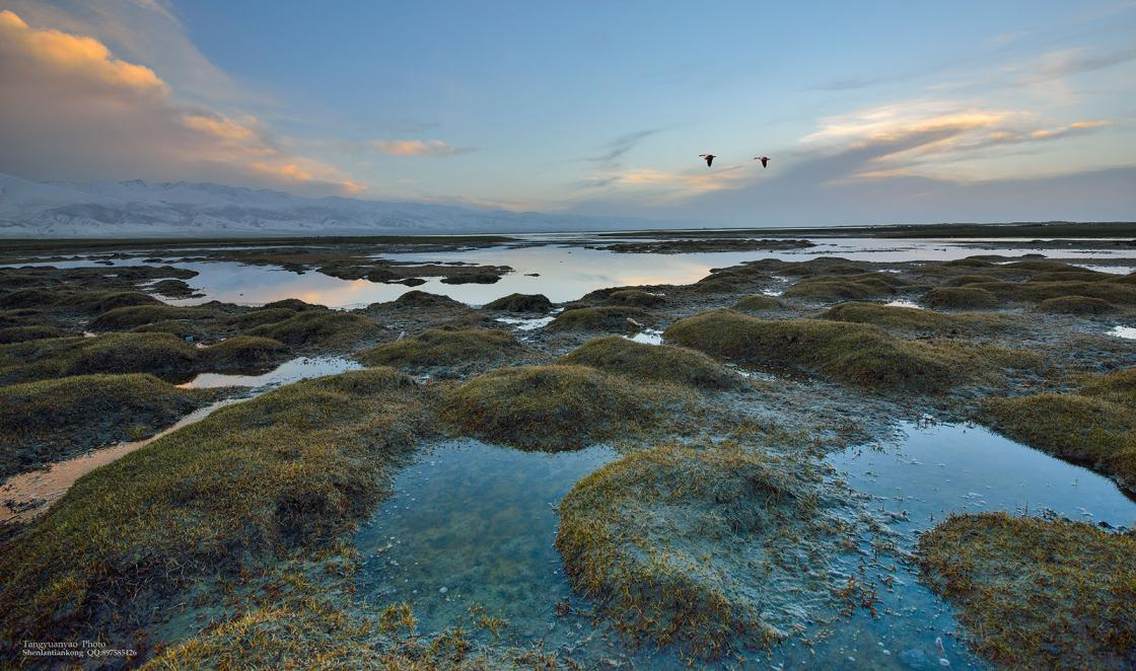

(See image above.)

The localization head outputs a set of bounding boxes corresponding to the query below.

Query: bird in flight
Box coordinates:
[699,154,717,167]
[754,156,771,168]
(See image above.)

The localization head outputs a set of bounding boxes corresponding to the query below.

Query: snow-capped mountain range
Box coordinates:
[0,173,634,237]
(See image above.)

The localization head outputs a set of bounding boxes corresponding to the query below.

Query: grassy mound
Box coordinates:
[0,368,431,647]
[232,307,304,329]
[247,310,381,347]
[441,364,679,451]
[664,310,1034,392]
[359,328,520,371]
[919,513,1136,670]
[390,290,466,309]
[560,336,739,390]
[605,289,664,307]
[1038,295,1118,315]
[732,294,783,312]
[820,301,1014,335]
[557,443,844,659]
[924,286,1001,309]
[481,293,553,312]
[88,305,215,331]
[783,273,900,301]
[547,306,655,333]
[0,374,210,479]
[0,332,198,384]
[980,368,1135,494]
[0,325,69,344]
[198,336,290,372]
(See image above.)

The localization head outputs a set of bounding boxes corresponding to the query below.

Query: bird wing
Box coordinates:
[706,155,714,166]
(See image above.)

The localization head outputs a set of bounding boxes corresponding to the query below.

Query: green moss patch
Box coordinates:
[560,336,740,390]
[782,273,900,301]
[0,368,432,646]
[665,310,1035,393]
[924,286,1001,309]
[980,369,1136,494]
[919,513,1136,670]
[246,310,381,347]
[441,364,683,451]
[547,306,655,333]
[358,327,521,371]
[0,373,212,479]
[556,443,848,659]
[481,293,553,312]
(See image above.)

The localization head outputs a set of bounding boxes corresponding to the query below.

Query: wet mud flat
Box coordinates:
[0,234,1135,668]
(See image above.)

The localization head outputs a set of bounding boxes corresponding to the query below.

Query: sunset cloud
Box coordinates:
[371,139,473,157]
[0,10,361,195]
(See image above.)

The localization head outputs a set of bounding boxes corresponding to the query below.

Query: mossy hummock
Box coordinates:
[560,336,740,390]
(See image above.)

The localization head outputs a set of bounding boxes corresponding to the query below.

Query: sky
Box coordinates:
[0,0,1133,227]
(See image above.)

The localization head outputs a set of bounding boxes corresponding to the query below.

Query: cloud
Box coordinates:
[370,139,473,157]
[0,10,361,195]
[587,129,661,164]
[1026,47,1136,83]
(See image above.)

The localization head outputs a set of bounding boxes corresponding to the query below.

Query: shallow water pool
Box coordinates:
[177,355,362,390]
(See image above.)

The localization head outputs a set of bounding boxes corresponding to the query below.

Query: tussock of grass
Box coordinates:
[732,295,783,312]
[0,374,210,479]
[919,513,1136,670]
[943,273,1004,286]
[246,310,381,347]
[924,286,1001,309]
[359,328,520,370]
[560,336,740,390]
[390,291,466,309]
[547,306,655,333]
[481,293,553,312]
[88,305,216,331]
[0,332,198,384]
[441,364,682,451]
[665,310,1035,392]
[0,368,432,645]
[820,301,1014,335]
[556,443,840,659]
[198,336,289,372]
[1038,295,1117,315]
[232,307,303,329]
[981,368,1136,494]
[0,325,69,344]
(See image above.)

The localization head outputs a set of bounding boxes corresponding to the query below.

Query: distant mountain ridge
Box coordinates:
[0,173,639,237]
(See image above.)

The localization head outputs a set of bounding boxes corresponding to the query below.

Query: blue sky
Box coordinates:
[1,1,1133,226]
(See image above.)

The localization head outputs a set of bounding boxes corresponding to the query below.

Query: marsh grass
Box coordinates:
[197,335,290,372]
[89,305,217,331]
[981,367,1136,494]
[480,293,553,312]
[923,286,1001,309]
[820,301,1017,335]
[0,368,433,646]
[919,513,1136,670]
[732,294,784,312]
[359,327,521,371]
[560,336,740,390]
[0,332,198,384]
[0,373,213,479]
[441,364,687,451]
[664,310,1036,393]
[783,273,903,301]
[1038,296,1118,315]
[246,310,382,347]
[603,289,665,307]
[0,325,69,344]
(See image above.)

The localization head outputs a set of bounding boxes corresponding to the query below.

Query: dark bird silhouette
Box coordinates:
[754,156,770,168]
[699,154,716,167]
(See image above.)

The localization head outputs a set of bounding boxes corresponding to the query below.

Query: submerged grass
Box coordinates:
[0,368,433,647]
[919,513,1136,670]
[358,327,521,371]
[980,367,1136,494]
[556,443,843,659]
[664,310,1036,393]
[560,336,740,390]
[441,364,685,451]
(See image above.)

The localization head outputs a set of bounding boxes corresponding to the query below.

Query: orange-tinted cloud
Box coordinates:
[371,139,472,157]
[0,10,362,195]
